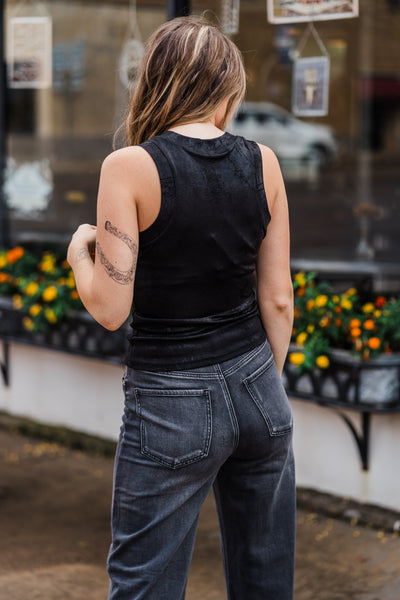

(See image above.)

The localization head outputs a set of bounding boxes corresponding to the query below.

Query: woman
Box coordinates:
[68,16,295,600]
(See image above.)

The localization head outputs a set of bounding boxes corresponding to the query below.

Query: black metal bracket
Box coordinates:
[0,340,9,386]
[336,410,371,471]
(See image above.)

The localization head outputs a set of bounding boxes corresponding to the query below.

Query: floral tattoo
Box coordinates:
[96,220,137,285]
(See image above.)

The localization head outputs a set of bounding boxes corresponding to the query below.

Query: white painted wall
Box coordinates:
[1,342,400,512]
[0,342,124,441]
[291,399,400,513]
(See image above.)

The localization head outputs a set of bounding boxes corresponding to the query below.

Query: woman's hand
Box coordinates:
[67,224,97,267]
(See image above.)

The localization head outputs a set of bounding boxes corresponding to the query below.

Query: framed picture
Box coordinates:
[292,56,330,116]
[7,16,52,89]
[267,0,359,24]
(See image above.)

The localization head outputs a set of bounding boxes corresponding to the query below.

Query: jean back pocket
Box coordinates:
[243,359,293,437]
[134,388,212,469]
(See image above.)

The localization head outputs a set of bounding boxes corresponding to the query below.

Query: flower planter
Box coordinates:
[0,296,128,362]
[0,296,24,336]
[283,348,400,408]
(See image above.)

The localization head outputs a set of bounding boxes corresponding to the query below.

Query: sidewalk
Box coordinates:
[1,426,400,600]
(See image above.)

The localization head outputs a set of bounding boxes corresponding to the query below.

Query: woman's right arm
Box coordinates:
[256,145,293,375]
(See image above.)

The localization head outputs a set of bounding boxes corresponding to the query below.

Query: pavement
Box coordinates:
[1,425,400,600]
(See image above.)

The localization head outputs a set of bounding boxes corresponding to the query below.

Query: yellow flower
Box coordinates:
[289,352,305,366]
[316,355,330,369]
[22,317,35,331]
[374,310,381,318]
[44,308,57,324]
[66,275,76,288]
[13,294,23,310]
[332,295,339,304]
[340,298,352,310]
[315,295,328,308]
[362,303,375,314]
[307,325,315,334]
[294,272,306,287]
[0,255,6,268]
[40,262,56,274]
[296,332,307,346]
[29,304,42,317]
[24,281,39,296]
[345,288,357,297]
[42,286,57,302]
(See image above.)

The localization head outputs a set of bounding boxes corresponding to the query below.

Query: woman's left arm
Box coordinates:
[67,149,140,331]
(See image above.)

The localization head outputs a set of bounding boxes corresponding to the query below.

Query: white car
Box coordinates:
[231,102,337,166]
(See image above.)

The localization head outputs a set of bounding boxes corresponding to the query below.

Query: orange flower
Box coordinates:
[334,318,342,327]
[334,306,342,313]
[70,289,79,300]
[306,299,315,311]
[0,272,9,283]
[368,337,381,350]
[6,246,24,264]
[375,296,386,308]
[364,319,375,330]
[350,319,361,328]
[319,317,330,328]
[350,327,362,338]
[297,287,305,297]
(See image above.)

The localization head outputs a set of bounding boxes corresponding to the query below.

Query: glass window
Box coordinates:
[3,0,400,273]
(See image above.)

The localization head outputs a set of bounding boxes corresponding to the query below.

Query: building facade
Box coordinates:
[2,0,400,272]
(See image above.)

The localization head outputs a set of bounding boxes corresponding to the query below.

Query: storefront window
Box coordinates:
[3,0,400,268]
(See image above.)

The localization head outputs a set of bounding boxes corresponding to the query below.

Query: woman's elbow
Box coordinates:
[259,290,294,315]
[93,308,130,331]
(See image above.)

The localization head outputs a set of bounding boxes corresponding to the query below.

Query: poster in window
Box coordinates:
[292,56,330,116]
[7,17,52,89]
[267,0,358,24]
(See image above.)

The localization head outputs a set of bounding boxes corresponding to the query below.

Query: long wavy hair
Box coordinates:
[121,16,246,146]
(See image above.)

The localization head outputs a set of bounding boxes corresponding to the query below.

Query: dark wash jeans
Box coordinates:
[107,340,295,600]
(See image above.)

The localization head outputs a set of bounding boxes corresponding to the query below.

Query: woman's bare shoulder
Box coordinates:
[101,145,153,172]
[256,143,280,169]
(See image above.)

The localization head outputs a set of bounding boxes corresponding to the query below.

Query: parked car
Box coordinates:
[231,102,337,166]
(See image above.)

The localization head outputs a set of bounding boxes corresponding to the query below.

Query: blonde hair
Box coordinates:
[121,16,246,146]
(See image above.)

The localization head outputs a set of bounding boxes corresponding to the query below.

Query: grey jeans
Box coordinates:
[107,339,296,599]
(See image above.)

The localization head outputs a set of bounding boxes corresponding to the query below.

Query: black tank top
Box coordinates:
[126,130,270,370]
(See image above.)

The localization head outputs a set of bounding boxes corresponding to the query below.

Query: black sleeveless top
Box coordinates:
[126,130,270,370]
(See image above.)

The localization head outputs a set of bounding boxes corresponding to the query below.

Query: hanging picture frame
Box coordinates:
[118,0,145,89]
[267,0,359,24]
[221,0,240,36]
[292,55,330,116]
[7,16,52,88]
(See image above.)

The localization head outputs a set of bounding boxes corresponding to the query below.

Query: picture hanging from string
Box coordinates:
[292,22,330,116]
[7,2,52,89]
[118,0,145,89]
[267,0,359,24]
[221,0,240,36]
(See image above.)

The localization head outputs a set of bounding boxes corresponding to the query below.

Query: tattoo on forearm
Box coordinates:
[76,248,91,262]
[96,220,137,285]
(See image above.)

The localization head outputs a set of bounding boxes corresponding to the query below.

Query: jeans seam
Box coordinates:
[212,483,233,600]
[216,365,239,451]
[222,339,268,377]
